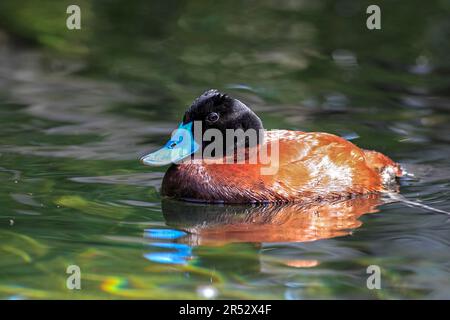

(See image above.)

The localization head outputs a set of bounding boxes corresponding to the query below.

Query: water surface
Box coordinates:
[0,0,449,299]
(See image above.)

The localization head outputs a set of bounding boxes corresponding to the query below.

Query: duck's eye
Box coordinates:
[206,112,219,123]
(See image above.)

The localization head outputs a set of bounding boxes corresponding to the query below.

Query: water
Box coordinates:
[0,0,450,299]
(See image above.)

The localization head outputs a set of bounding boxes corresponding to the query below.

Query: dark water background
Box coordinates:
[0,0,449,299]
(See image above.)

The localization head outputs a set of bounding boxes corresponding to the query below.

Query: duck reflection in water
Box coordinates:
[162,195,382,245]
[144,195,385,266]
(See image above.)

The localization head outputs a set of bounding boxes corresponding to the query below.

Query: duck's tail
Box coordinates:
[385,192,450,215]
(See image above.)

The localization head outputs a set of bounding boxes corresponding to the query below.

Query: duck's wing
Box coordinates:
[264,130,388,196]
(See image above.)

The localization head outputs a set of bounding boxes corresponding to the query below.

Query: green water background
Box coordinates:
[0,0,449,299]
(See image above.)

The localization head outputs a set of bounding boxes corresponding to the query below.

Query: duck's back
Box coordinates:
[161,130,402,203]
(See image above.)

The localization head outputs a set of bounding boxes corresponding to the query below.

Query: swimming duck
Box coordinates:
[141,89,402,204]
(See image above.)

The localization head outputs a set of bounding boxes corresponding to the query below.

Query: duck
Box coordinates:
[141,89,402,204]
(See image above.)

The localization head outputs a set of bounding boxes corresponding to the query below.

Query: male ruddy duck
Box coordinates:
[141,89,402,204]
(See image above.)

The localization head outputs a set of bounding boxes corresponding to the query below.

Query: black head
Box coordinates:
[183,89,264,156]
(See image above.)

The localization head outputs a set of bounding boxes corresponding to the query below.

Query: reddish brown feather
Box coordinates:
[161,130,401,203]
